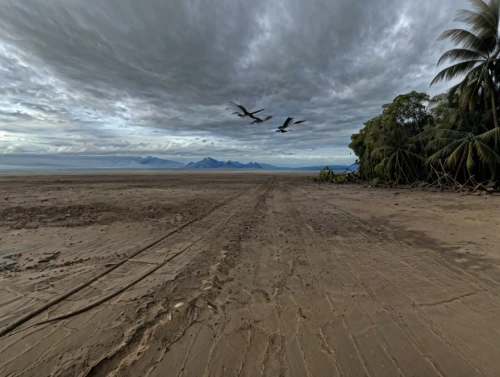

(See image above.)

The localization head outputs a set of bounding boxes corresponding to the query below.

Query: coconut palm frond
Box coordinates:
[475,139,500,167]
[431,61,482,85]
[466,142,476,171]
[456,8,498,38]
[426,137,465,153]
[477,126,500,143]
[404,150,426,162]
[430,128,469,139]
[434,1,500,129]
[427,148,450,165]
[446,140,468,167]
[438,28,488,50]
[438,48,486,65]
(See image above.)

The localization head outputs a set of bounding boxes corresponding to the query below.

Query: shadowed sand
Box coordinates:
[1,172,500,376]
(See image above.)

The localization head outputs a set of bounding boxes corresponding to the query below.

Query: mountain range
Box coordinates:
[182,157,352,171]
[0,155,354,172]
[186,157,264,169]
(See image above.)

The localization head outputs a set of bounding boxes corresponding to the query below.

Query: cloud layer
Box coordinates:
[0,0,468,166]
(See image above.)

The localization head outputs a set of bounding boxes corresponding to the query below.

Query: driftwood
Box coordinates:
[315,160,498,194]
[410,181,425,188]
[417,161,498,193]
[472,181,490,193]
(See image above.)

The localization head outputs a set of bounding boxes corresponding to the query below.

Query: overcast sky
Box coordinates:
[0,0,469,166]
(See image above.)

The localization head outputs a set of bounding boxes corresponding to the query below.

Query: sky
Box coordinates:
[0,0,469,167]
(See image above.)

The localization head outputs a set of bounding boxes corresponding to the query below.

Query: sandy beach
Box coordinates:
[1,172,500,376]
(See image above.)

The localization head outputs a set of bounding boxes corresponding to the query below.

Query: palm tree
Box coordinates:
[371,127,425,184]
[431,0,500,128]
[426,124,500,182]
[349,115,384,180]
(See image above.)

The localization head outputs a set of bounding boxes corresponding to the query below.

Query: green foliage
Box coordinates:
[381,92,433,135]
[349,89,500,185]
[346,1,500,188]
[310,167,360,185]
[425,117,500,181]
[369,178,383,186]
[350,91,431,183]
[372,128,425,184]
[316,167,335,183]
[333,174,348,184]
[431,0,500,128]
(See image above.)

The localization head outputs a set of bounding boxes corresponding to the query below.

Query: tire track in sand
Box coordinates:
[288,184,493,376]
[81,178,276,377]
[0,179,270,338]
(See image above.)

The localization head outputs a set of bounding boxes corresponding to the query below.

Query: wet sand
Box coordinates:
[1,172,500,376]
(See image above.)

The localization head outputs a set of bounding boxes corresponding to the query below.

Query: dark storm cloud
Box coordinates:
[0,0,468,165]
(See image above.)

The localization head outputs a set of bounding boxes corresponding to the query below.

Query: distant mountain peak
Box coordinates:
[183,157,351,171]
[135,156,181,166]
[185,157,264,169]
[0,154,352,172]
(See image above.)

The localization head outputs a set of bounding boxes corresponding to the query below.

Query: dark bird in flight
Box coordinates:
[275,117,307,133]
[226,101,265,120]
[250,115,273,124]
[279,117,294,129]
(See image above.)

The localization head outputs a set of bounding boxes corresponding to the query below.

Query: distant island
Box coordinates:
[0,155,354,172]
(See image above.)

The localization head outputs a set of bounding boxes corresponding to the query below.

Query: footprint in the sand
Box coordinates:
[252,289,271,303]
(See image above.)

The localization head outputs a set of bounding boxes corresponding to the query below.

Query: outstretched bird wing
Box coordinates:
[250,108,265,115]
[251,115,273,124]
[227,101,248,115]
[292,120,307,124]
[250,116,263,124]
[280,117,294,129]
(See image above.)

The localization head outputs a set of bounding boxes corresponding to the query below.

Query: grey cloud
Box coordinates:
[0,0,469,165]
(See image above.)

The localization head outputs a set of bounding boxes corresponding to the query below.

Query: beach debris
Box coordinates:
[38,252,61,264]
[174,302,184,309]
[298,307,307,319]
[207,301,217,311]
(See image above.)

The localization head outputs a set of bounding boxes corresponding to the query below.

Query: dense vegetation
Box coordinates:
[348,0,500,188]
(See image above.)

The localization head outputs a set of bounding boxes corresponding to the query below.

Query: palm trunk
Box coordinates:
[486,67,500,128]
[491,91,499,128]
[486,71,500,182]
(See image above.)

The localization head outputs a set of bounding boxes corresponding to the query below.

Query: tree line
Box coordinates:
[349,0,500,187]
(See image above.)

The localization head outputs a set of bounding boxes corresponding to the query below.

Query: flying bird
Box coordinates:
[279,117,294,129]
[226,101,265,120]
[276,117,294,133]
[275,117,307,133]
[250,115,273,124]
